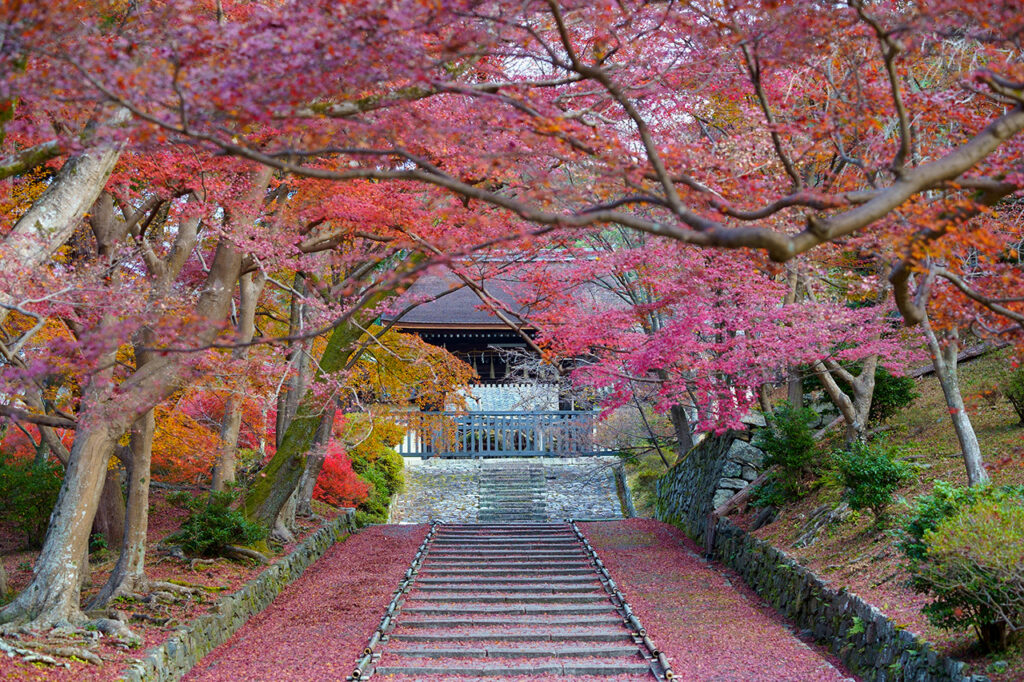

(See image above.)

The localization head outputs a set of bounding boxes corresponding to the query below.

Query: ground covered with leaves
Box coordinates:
[0,489,341,680]
[581,519,853,682]
[185,523,428,681]
[743,349,1024,681]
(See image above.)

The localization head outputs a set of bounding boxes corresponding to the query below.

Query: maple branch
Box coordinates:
[740,42,802,189]
[0,404,77,429]
[936,268,1024,328]
[852,0,913,173]
[0,139,63,180]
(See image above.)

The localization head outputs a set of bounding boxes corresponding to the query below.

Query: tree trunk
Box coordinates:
[0,427,118,627]
[89,410,156,607]
[273,489,298,544]
[0,108,130,326]
[295,408,337,517]
[90,465,126,550]
[243,265,423,530]
[812,355,877,443]
[668,403,694,454]
[921,318,988,486]
[276,273,310,449]
[787,367,804,408]
[0,241,245,628]
[213,271,266,492]
[0,556,7,598]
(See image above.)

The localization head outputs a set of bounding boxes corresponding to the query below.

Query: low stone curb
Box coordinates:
[121,509,357,682]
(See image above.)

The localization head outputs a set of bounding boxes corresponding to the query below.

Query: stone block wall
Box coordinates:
[656,433,972,682]
[122,509,357,682]
[655,431,764,535]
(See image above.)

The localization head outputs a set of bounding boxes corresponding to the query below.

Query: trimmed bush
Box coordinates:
[834,439,911,523]
[916,497,1024,650]
[166,490,267,557]
[752,402,818,505]
[0,456,63,549]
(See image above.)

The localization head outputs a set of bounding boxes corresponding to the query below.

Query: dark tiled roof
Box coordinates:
[386,267,535,329]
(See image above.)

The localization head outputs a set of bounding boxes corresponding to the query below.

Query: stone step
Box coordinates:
[375,661,652,677]
[421,565,594,573]
[406,594,608,604]
[418,568,594,576]
[425,554,588,562]
[416,576,599,585]
[439,524,567,530]
[396,615,622,627]
[385,645,639,659]
[422,561,592,570]
[402,604,612,615]
[391,630,632,643]
[414,584,601,594]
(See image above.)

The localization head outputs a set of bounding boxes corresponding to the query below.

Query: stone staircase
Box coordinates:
[477,463,547,523]
[370,524,657,679]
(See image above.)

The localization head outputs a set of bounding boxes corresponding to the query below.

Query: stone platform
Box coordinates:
[389,456,626,523]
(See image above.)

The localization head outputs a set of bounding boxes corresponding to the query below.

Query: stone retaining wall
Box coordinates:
[122,509,357,682]
[656,434,972,682]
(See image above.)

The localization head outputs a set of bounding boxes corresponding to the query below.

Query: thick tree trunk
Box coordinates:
[295,408,337,517]
[213,272,266,492]
[787,367,804,408]
[276,274,310,449]
[812,355,877,443]
[921,319,988,486]
[90,410,156,607]
[0,241,244,628]
[0,108,130,326]
[668,403,694,454]
[0,556,7,597]
[91,466,126,550]
[0,427,118,627]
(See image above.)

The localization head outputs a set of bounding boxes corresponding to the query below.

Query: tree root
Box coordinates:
[0,637,66,667]
[189,557,218,570]
[225,545,269,564]
[24,641,103,665]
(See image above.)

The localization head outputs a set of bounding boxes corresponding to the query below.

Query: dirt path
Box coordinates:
[185,524,428,682]
[581,520,854,682]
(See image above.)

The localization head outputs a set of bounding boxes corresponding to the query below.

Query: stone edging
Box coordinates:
[656,432,975,682]
[122,509,357,682]
[709,519,969,682]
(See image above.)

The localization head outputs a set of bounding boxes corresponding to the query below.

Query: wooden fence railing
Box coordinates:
[394,411,612,458]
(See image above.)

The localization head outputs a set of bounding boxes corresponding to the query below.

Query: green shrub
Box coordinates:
[869,368,919,423]
[166,490,266,557]
[916,498,1024,650]
[0,456,63,548]
[898,482,1024,562]
[834,439,911,523]
[753,402,818,504]
[348,438,405,524]
[1001,363,1024,425]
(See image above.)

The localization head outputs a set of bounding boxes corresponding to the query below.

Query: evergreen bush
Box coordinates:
[915,497,1024,650]
[1000,363,1024,425]
[833,439,911,523]
[752,402,818,505]
[166,490,267,557]
[0,455,63,549]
